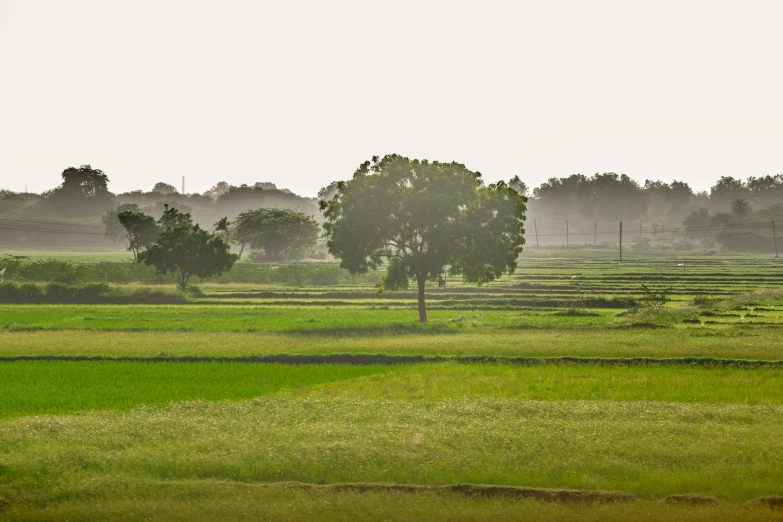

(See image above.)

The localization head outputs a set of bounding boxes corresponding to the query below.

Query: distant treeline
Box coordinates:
[2,166,783,252]
[524,173,783,251]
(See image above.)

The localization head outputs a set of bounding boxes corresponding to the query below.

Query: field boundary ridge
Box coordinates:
[1,354,781,367]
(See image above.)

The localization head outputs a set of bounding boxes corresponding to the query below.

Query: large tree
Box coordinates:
[138,207,237,290]
[320,154,526,322]
[232,208,319,261]
[152,182,178,194]
[46,165,114,215]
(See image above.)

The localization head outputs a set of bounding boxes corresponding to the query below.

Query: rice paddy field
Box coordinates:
[1,249,783,520]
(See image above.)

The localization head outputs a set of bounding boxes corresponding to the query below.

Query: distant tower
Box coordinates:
[182,176,185,195]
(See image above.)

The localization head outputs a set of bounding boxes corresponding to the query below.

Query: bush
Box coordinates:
[45,282,71,299]
[19,259,90,284]
[638,284,672,307]
[18,283,44,299]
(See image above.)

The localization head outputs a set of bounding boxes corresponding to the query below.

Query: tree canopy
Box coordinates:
[731,198,751,223]
[152,182,178,194]
[103,203,140,243]
[232,208,319,261]
[138,206,237,290]
[320,154,526,322]
[117,209,158,258]
[46,165,114,216]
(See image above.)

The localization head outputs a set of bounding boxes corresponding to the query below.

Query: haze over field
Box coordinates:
[2,0,783,195]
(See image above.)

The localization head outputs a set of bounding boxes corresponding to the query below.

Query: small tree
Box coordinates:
[138,208,237,290]
[103,203,140,243]
[117,210,158,258]
[214,217,231,241]
[321,154,526,322]
[233,208,320,261]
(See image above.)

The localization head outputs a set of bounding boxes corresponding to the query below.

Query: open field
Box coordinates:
[1,249,133,263]
[2,327,783,359]
[1,361,781,419]
[1,250,783,519]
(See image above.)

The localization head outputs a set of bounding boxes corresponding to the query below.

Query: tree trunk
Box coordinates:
[416,273,427,323]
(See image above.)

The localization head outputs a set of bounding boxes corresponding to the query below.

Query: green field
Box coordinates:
[1,249,133,263]
[1,250,782,520]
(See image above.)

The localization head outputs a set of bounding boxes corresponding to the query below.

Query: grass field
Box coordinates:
[1,249,133,263]
[1,249,782,520]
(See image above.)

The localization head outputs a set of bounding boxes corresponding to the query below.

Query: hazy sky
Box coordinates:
[1,0,782,197]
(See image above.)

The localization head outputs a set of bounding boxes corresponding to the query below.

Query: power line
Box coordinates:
[0,218,105,230]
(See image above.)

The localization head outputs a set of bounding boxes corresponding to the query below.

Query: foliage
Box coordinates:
[507,175,529,197]
[730,198,751,222]
[318,180,341,202]
[638,284,672,307]
[151,182,178,194]
[0,258,90,284]
[138,207,238,290]
[117,210,159,258]
[45,165,114,216]
[321,154,526,322]
[233,208,320,261]
[532,172,646,222]
[0,282,187,304]
[102,203,140,242]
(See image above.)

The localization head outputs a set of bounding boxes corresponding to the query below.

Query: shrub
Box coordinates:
[45,282,71,300]
[18,283,43,300]
[638,284,672,307]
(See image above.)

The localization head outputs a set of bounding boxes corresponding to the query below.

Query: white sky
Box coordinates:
[1,0,782,197]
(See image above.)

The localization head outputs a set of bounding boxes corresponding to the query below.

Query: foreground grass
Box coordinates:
[291,363,783,404]
[2,329,781,359]
[0,362,395,419]
[2,480,781,522]
[1,398,781,500]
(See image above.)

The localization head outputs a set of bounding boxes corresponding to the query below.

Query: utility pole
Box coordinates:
[566,220,569,247]
[639,218,643,238]
[594,220,598,246]
[619,222,623,262]
[534,218,539,247]
[773,221,779,258]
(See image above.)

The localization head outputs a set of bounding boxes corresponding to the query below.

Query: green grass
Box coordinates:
[2,329,781,359]
[2,362,778,420]
[291,363,783,403]
[3,251,783,518]
[0,362,396,419]
[0,305,623,332]
[1,249,133,263]
[1,398,781,500]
